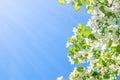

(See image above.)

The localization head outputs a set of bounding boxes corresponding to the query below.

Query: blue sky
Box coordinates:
[0,0,119,80]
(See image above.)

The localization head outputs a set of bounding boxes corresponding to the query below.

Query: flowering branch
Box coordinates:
[58,0,120,80]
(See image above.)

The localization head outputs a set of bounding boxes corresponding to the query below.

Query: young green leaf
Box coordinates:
[74,4,81,12]
[58,0,64,5]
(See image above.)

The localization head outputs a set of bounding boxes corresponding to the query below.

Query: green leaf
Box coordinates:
[72,2,75,5]
[104,0,108,4]
[85,54,88,58]
[68,38,74,43]
[103,52,110,59]
[84,28,91,37]
[88,34,96,40]
[103,73,110,79]
[76,32,82,39]
[58,0,64,5]
[117,70,120,74]
[73,58,80,64]
[78,55,84,60]
[104,23,109,27]
[101,26,107,35]
[99,5,105,13]
[75,40,80,47]
[68,47,76,56]
[109,30,113,33]
[91,71,100,78]
[68,51,74,57]
[87,5,92,14]
[92,49,101,59]
[116,45,120,53]
[109,59,116,65]
[81,40,87,49]
[89,0,93,5]
[116,28,120,37]
[69,74,74,80]
[110,47,116,52]
[78,24,84,30]
[74,4,81,12]
[81,0,87,4]
[98,59,106,66]
[106,39,112,48]
[76,66,84,72]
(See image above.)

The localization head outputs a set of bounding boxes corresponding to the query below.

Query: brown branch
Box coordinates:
[111,52,115,56]
[110,0,115,7]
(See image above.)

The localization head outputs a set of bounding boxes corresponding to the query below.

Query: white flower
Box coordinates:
[108,0,113,4]
[59,0,120,79]
[68,56,74,64]
[57,76,64,80]
[66,0,72,4]
[66,42,72,48]
[87,19,92,27]
[72,27,77,33]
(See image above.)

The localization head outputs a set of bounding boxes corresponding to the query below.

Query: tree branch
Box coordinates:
[110,0,115,7]
[96,0,115,8]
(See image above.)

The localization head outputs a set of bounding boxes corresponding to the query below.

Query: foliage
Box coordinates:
[58,0,120,80]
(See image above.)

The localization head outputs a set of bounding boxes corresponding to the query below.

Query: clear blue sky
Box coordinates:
[0,0,119,80]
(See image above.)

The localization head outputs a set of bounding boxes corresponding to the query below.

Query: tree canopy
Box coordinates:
[58,0,120,80]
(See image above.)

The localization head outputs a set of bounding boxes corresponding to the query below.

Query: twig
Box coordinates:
[97,0,115,8]
[110,0,115,7]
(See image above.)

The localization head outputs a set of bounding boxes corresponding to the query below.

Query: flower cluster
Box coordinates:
[58,0,120,80]
[57,76,64,80]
